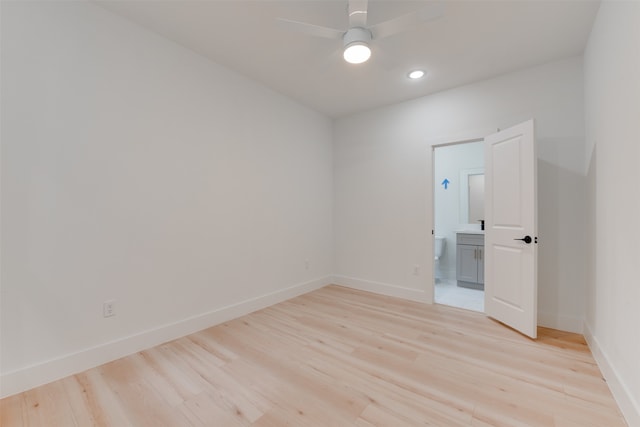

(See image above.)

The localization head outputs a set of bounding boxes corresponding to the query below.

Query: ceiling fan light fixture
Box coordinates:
[343,42,371,64]
[342,27,372,64]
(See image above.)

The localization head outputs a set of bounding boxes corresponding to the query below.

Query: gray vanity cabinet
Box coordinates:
[456,233,485,290]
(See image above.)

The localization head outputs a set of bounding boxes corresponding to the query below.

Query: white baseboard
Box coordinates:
[583,321,640,427]
[0,276,331,399]
[537,311,583,334]
[332,275,430,303]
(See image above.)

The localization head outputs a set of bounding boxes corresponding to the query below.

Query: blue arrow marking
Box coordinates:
[441,178,450,189]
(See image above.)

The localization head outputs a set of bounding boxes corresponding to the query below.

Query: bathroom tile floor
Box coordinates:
[435,278,484,312]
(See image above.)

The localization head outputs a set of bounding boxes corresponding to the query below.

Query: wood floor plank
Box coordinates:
[0,394,27,426]
[180,391,246,427]
[0,285,628,426]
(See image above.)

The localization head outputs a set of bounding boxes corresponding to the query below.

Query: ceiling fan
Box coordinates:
[277,0,445,64]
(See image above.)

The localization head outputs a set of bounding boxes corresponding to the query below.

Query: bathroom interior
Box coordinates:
[434,141,485,312]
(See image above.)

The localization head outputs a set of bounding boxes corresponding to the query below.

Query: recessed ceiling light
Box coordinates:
[408,70,425,79]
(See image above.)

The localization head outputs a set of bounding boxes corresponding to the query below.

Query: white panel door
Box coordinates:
[484,120,537,339]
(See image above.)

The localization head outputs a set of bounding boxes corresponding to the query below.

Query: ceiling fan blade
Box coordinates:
[277,18,344,40]
[348,0,368,28]
[369,1,444,40]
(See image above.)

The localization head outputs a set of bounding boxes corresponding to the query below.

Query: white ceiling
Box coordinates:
[96,0,600,118]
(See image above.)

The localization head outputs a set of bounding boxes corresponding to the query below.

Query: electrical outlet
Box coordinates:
[413,265,420,276]
[103,300,116,318]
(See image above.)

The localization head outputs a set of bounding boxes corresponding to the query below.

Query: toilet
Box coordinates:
[434,236,446,260]
[434,236,446,280]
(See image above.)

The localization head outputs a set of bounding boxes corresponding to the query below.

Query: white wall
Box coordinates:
[334,57,586,331]
[584,1,640,424]
[0,2,333,397]
[434,142,484,279]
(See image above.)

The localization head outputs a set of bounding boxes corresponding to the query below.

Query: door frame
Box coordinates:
[426,129,495,305]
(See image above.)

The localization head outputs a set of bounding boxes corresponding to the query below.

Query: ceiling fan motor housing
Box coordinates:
[342,27,372,48]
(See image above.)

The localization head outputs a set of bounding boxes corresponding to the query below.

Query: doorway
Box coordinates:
[433,141,485,312]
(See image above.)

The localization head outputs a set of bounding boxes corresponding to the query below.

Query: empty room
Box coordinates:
[1,0,638,426]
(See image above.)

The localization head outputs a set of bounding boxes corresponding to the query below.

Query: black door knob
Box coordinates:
[514,235,532,244]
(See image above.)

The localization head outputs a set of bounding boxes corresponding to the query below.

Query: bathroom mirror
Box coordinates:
[459,168,485,224]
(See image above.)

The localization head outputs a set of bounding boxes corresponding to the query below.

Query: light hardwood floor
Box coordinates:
[0,285,627,426]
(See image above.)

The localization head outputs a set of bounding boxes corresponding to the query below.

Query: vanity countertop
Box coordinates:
[456,230,485,235]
